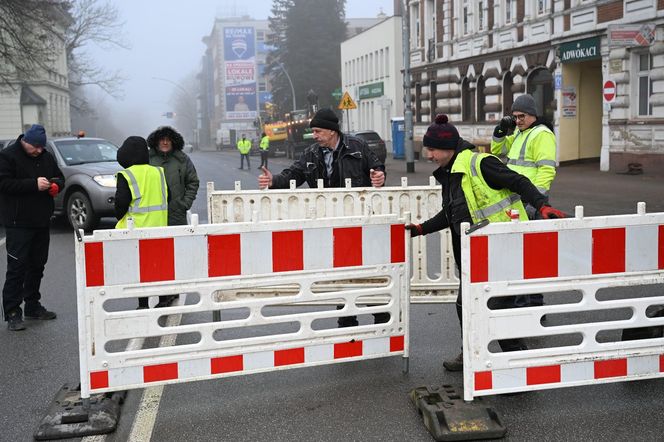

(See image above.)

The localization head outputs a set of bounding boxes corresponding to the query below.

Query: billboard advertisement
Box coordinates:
[224,27,257,120]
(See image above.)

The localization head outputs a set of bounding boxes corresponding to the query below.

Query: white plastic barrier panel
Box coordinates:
[461,203,664,401]
[75,214,410,399]
[207,178,457,302]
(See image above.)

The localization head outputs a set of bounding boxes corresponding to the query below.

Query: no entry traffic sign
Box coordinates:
[603,80,616,102]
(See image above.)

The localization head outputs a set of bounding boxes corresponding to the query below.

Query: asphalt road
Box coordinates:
[1,150,664,442]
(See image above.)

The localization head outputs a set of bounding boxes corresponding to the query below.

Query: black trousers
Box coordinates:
[2,227,50,317]
[240,153,251,169]
[259,150,268,168]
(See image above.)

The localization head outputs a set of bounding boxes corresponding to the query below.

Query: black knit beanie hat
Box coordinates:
[309,108,340,133]
[117,136,149,168]
[423,114,460,150]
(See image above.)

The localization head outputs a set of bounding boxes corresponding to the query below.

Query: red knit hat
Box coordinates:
[423,114,460,150]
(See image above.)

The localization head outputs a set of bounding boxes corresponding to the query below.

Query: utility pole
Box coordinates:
[401,0,415,173]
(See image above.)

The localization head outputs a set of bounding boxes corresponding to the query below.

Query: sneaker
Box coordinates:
[24,305,57,320]
[7,311,26,331]
[443,352,463,372]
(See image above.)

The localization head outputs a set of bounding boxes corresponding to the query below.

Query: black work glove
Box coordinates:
[495,116,516,136]
[405,224,423,237]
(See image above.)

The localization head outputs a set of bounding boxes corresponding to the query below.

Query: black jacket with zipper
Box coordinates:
[270,134,384,189]
[0,135,65,228]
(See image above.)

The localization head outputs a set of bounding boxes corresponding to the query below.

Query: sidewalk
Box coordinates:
[384,156,664,216]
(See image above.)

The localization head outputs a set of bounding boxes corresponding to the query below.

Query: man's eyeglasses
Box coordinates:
[512,113,527,121]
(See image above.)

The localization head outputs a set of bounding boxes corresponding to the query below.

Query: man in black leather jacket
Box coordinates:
[0,125,64,331]
[258,108,386,327]
[258,108,385,189]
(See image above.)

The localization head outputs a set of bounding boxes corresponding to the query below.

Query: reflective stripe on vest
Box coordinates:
[116,165,168,229]
[452,150,527,224]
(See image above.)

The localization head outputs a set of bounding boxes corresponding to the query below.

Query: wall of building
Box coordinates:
[340,16,404,144]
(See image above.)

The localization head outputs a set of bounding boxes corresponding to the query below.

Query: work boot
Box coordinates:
[6,310,26,331]
[337,316,359,328]
[156,294,179,308]
[24,305,57,320]
[443,352,463,372]
[372,312,390,324]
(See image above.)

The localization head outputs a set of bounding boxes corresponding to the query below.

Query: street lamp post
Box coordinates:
[152,76,198,145]
[276,62,297,111]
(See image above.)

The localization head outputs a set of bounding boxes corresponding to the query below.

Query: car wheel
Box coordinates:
[67,191,100,231]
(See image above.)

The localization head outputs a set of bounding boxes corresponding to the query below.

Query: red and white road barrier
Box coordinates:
[75,214,410,398]
[461,203,664,400]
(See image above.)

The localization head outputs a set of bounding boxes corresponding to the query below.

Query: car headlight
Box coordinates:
[93,174,117,187]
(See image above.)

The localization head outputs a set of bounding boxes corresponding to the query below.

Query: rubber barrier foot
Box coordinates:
[409,385,506,441]
[34,383,125,440]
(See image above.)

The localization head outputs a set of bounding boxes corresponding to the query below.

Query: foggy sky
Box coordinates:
[87,0,394,141]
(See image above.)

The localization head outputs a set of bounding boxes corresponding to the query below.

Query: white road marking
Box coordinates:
[0,237,5,248]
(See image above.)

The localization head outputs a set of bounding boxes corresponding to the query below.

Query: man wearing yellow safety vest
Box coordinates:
[237,134,252,170]
[491,94,556,219]
[405,114,566,372]
[492,94,556,309]
[258,131,269,169]
[114,136,169,309]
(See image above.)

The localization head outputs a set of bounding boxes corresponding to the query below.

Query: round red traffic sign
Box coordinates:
[603,80,616,102]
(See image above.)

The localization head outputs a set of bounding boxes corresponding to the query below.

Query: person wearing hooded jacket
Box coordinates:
[147,126,200,227]
[0,124,64,331]
[406,114,566,372]
[114,136,169,308]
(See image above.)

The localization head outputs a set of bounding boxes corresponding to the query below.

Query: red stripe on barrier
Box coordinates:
[592,228,625,274]
[90,371,109,390]
[272,230,303,272]
[333,227,362,267]
[390,335,405,352]
[139,238,175,282]
[475,371,492,390]
[659,226,664,270]
[470,236,489,283]
[84,242,104,287]
[660,355,664,372]
[390,224,406,263]
[144,363,178,383]
[526,365,561,385]
[334,341,363,358]
[594,358,627,379]
[211,355,243,374]
[274,348,305,366]
[523,232,558,279]
[208,234,241,277]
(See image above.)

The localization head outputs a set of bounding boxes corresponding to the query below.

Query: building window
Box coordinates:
[461,78,475,122]
[526,68,554,123]
[537,0,547,14]
[637,53,653,116]
[385,47,390,77]
[502,72,513,116]
[478,1,485,31]
[477,76,486,122]
[463,7,469,35]
[505,0,513,24]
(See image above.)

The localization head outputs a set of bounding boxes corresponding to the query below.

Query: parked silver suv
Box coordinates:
[44,136,121,231]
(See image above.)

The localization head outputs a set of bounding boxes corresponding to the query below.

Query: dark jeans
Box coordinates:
[259,150,268,168]
[240,153,251,169]
[2,227,50,317]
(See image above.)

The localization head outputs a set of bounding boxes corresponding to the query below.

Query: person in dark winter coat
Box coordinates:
[0,124,64,331]
[258,108,386,328]
[258,108,385,190]
[147,126,199,226]
[406,114,566,371]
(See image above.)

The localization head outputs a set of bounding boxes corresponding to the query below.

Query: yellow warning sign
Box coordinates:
[338,91,357,110]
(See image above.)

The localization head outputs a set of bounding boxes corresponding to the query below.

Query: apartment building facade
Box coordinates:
[406,0,664,172]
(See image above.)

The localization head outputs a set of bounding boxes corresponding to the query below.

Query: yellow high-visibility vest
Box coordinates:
[115,164,168,229]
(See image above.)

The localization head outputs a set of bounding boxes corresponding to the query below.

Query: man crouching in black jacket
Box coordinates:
[258,108,386,328]
[0,125,64,331]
